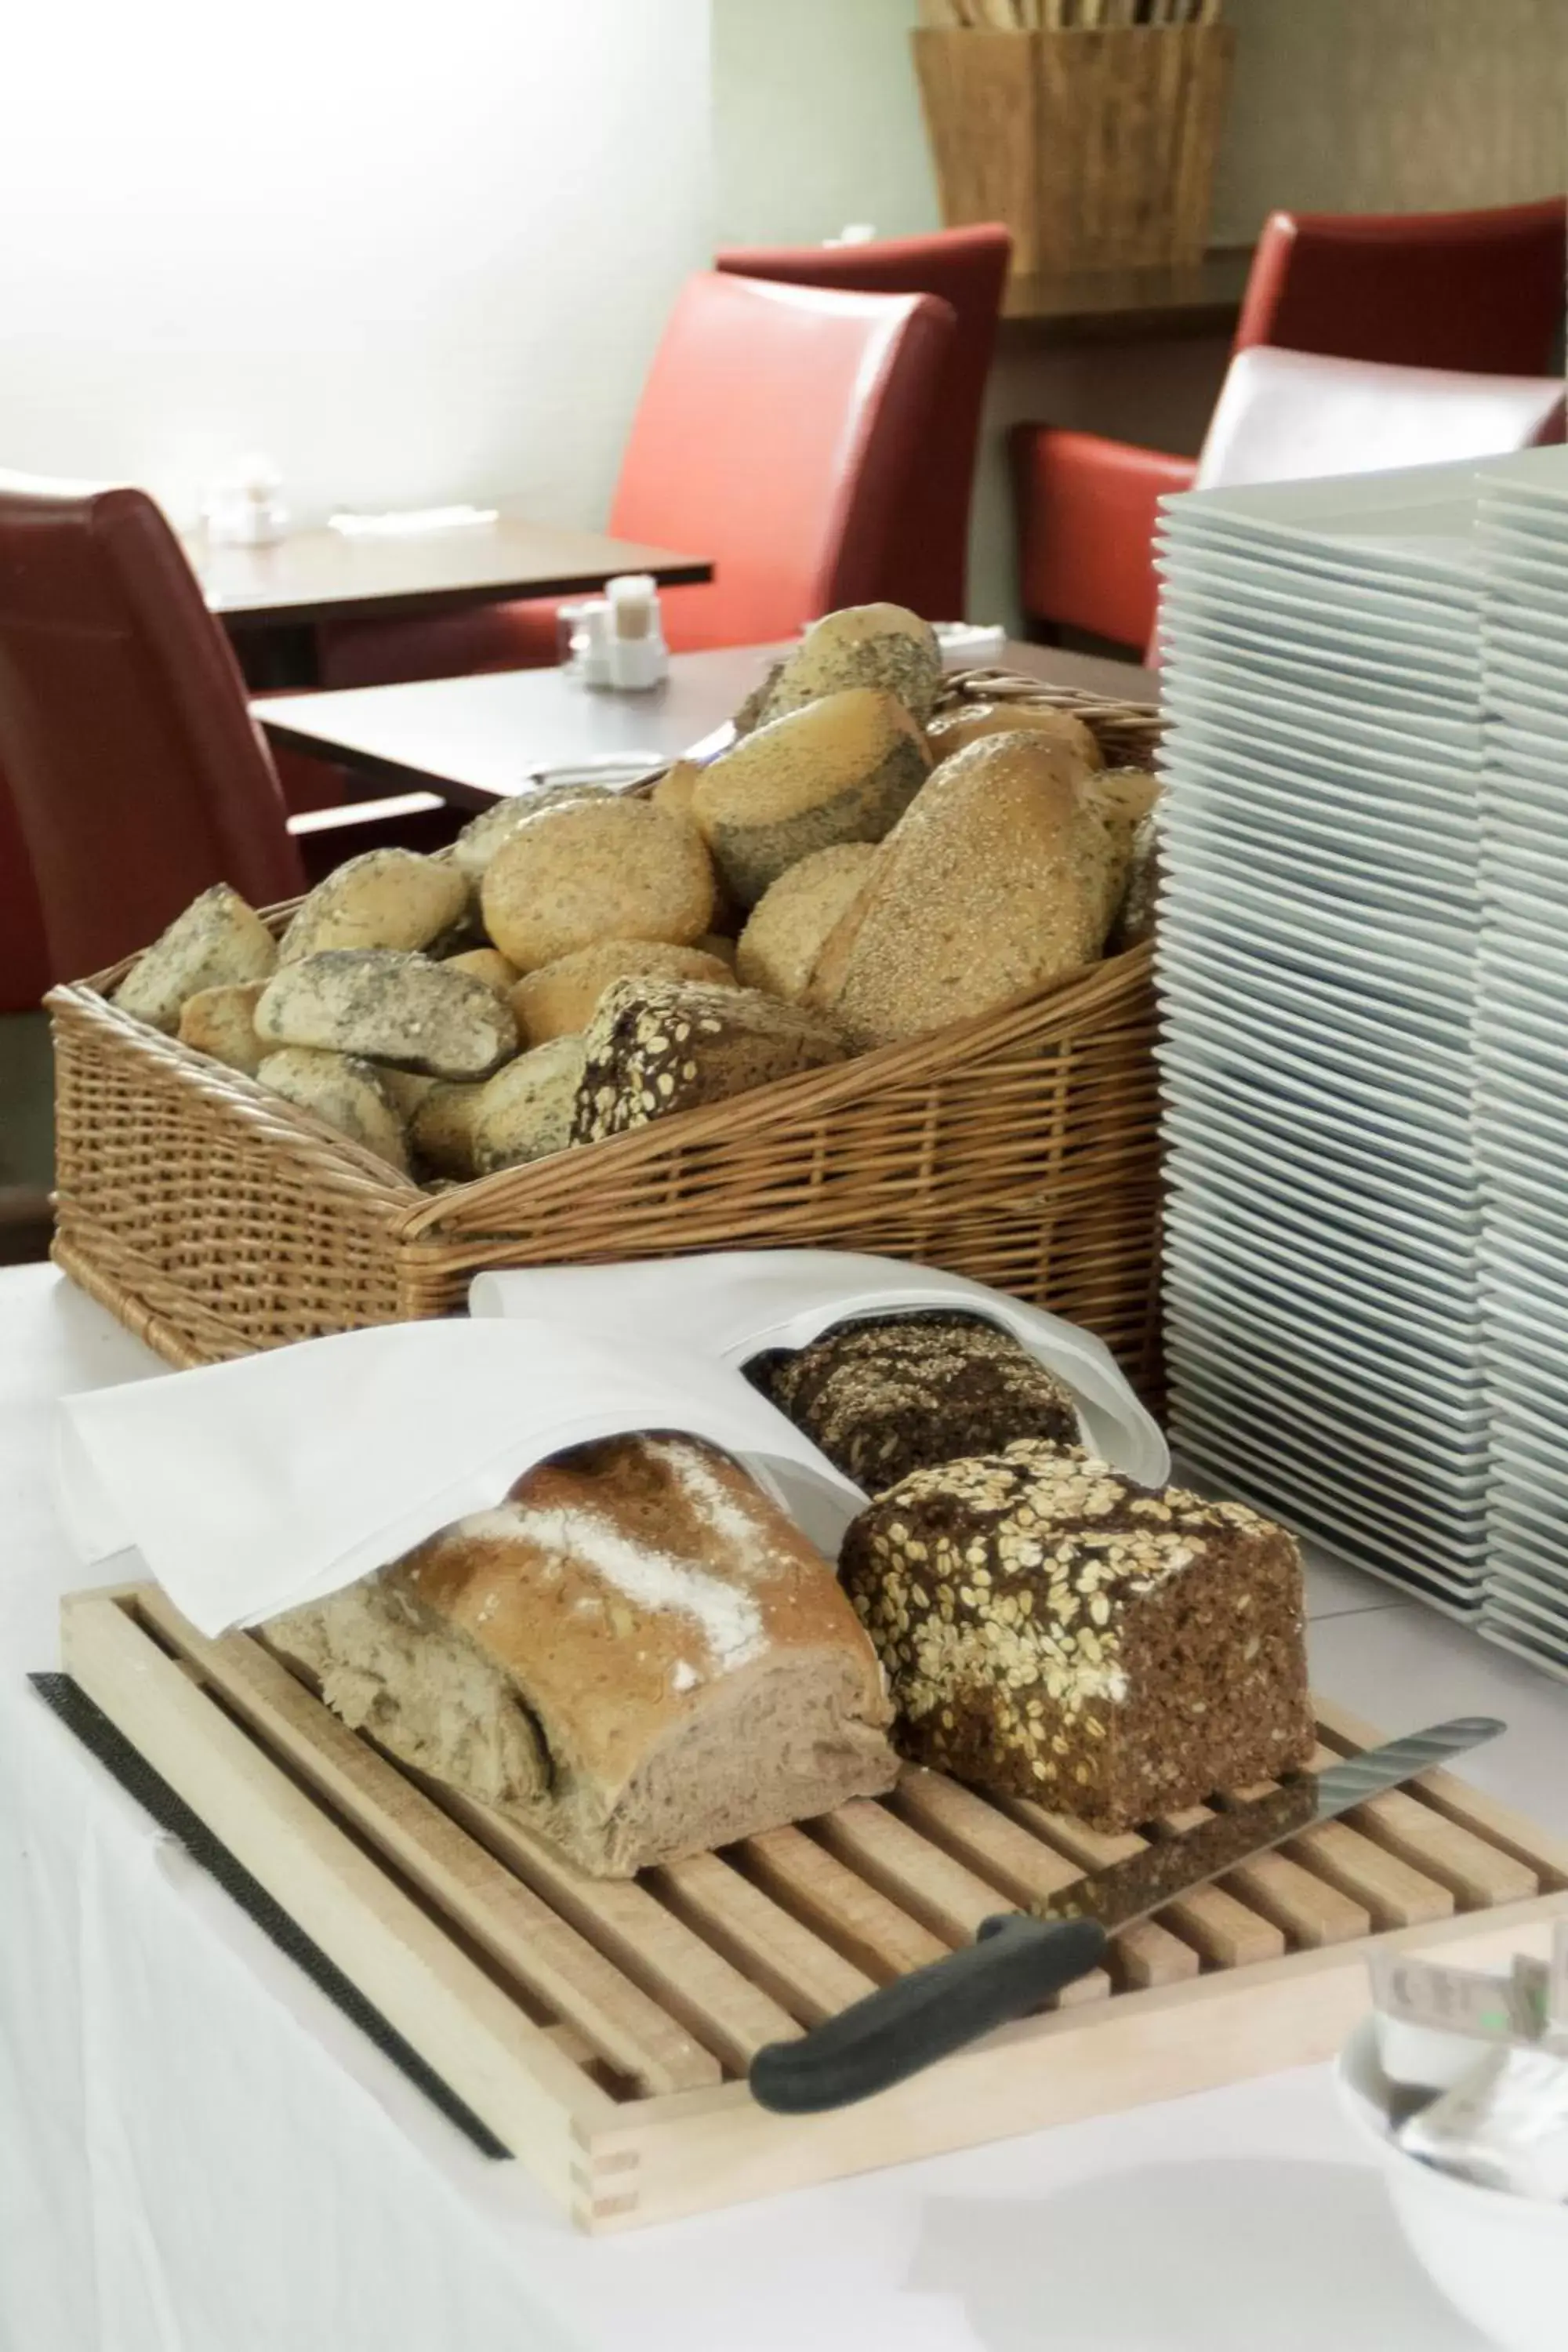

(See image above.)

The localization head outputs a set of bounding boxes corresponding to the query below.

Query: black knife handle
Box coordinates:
[749,1911,1109,2114]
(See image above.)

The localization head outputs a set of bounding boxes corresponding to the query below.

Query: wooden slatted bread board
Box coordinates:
[64,1584,1568,2233]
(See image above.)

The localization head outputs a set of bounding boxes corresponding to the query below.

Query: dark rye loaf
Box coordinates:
[572,976,845,1143]
[757,1313,1080,1494]
[840,1442,1314,1831]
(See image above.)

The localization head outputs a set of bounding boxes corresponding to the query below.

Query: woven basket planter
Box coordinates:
[48,673,1164,1392]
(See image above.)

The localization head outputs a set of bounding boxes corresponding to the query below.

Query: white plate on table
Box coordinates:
[1160,809,1477,927]
[1156,932,1472,1060]
[1163,872,1476,992]
[1161,720,1483,837]
[1162,647,1482,749]
[1486,719,1568,787]
[1169,1369,1492,1518]
[1492,1432,1568,1505]
[1162,1109,1483,1244]
[1169,1313,1491,1465]
[1156,599,1476,708]
[1163,1218,1481,1361]
[1170,1402,1489,1556]
[1167,1186,1481,1315]
[1161,682,1481,797]
[1160,999,1468,1120]
[1166,765,1480,882]
[1160,1053,1479,1187]
[1163,1274,1490,1415]
[1481,1603,1568,1678]
[1174,1355,1492,1488]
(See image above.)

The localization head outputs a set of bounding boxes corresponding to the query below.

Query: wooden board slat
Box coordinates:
[1158,1801,1370,1952]
[734,1823,949,1982]
[1000,1794,1287,1967]
[137,1590,720,2095]
[1313,1697,1568,1886]
[891,1766,1196,1988]
[815,1794,1111,2008]
[430,1786,801,2073]
[650,1849,878,2027]
[1309,1730,1541,1906]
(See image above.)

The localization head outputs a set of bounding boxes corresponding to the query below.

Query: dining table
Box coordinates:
[4,1262,1565,2352]
[257,639,1158,812]
[189,509,712,690]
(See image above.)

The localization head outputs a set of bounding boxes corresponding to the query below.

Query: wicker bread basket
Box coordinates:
[48,672,1163,1388]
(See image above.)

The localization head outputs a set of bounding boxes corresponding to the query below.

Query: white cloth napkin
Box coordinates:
[54,1319,862,1640]
[470,1250,1169,1487]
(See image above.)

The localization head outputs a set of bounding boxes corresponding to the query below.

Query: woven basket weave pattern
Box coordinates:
[49,674,1163,1385]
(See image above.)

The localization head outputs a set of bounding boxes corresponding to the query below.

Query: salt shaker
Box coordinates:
[604,573,669,691]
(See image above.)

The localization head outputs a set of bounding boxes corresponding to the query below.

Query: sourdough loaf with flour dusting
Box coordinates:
[840,1443,1313,1831]
[267,1435,897,1875]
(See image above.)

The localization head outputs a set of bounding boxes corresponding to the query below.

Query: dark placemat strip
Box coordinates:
[28,1671,510,2161]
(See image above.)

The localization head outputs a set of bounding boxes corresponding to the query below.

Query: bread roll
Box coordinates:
[376,1067,440,1120]
[926,701,1104,774]
[511,938,737,1047]
[690,688,931,909]
[481,798,715,973]
[574,978,845,1144]
[805,731,1121,1050]
[760,1313,1080,1493]
[840,1443,1313,1831]
[650,760,702,819]
[266,1434,897,1877]
[1111,809,1160,952]
[410,1080,487,1178]
[453,783,615,884]
[471,1037,586,1173]
[256,950,517,1080]
[759,604,942,728]
[1083,766,1159,844]
[256,1048,409,1174]
[695,932,737,970]
[442,947,519,997]
[114,884,277,1033]
[278,850,468,965]
[176,979,268,1075]
[735,843,877,1001]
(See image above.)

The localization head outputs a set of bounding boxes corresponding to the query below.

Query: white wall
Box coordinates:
[0,0,711,531]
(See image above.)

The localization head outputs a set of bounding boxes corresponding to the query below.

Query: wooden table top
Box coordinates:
[259,640,1158,811]
[187,511,713,630]
[1001,246,1253,344]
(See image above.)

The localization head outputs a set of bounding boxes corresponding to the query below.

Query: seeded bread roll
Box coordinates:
[1083,767,1159,840]
[735,843,878,1002]
[410,1079,488,1178]
[695,932,738,970]
[453,783,615,884]
[278,850,469,965]
[806,731,1123,1050]
[256,1047,410,1174]
[925,702,1103,775]
[257,950,517,1080]
[759,604,943,729]
[760,1313,1080,1494]
[266,1434,898,1877]
[650,760,702,820]
[1111,810,1160,952]
[442,947,519,996]
[840,1443,1315,1831]
[510,938,737,1047]
[471,1037,586,1173]
[572,977,845,1144]
[691,688,931,909]
[481,798,715,973]
[176,979,268,1075]
[114,884,278,1033]
[376,1067,440,1120]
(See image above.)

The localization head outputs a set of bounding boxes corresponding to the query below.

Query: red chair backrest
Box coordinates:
[1236,199,1568,377]
[714,226,1011,621]
[0,487,303,982]
[608,271,955,652]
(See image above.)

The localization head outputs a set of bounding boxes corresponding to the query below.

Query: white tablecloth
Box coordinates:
[5,1265,1566,2352]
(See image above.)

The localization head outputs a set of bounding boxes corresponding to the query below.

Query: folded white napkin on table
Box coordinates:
[54,1318,861,1640]
[470,1250,1169,1488]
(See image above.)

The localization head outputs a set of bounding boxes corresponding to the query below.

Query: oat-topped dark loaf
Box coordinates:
[759,1312,1080,1494]
[572,975,846,1142]
[840,1442,1315,1831]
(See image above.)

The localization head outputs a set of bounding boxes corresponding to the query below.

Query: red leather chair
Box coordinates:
[320,270,956,688]
[0,486,453,983]
[1014,198,1568,655]
[713,224,1012,621]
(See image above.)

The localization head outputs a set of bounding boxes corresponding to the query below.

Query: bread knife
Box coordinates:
[749,1716,1504,2114]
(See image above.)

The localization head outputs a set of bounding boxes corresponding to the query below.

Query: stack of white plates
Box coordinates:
[1475,446,1568,1677]
[1153,465,1491,1617]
